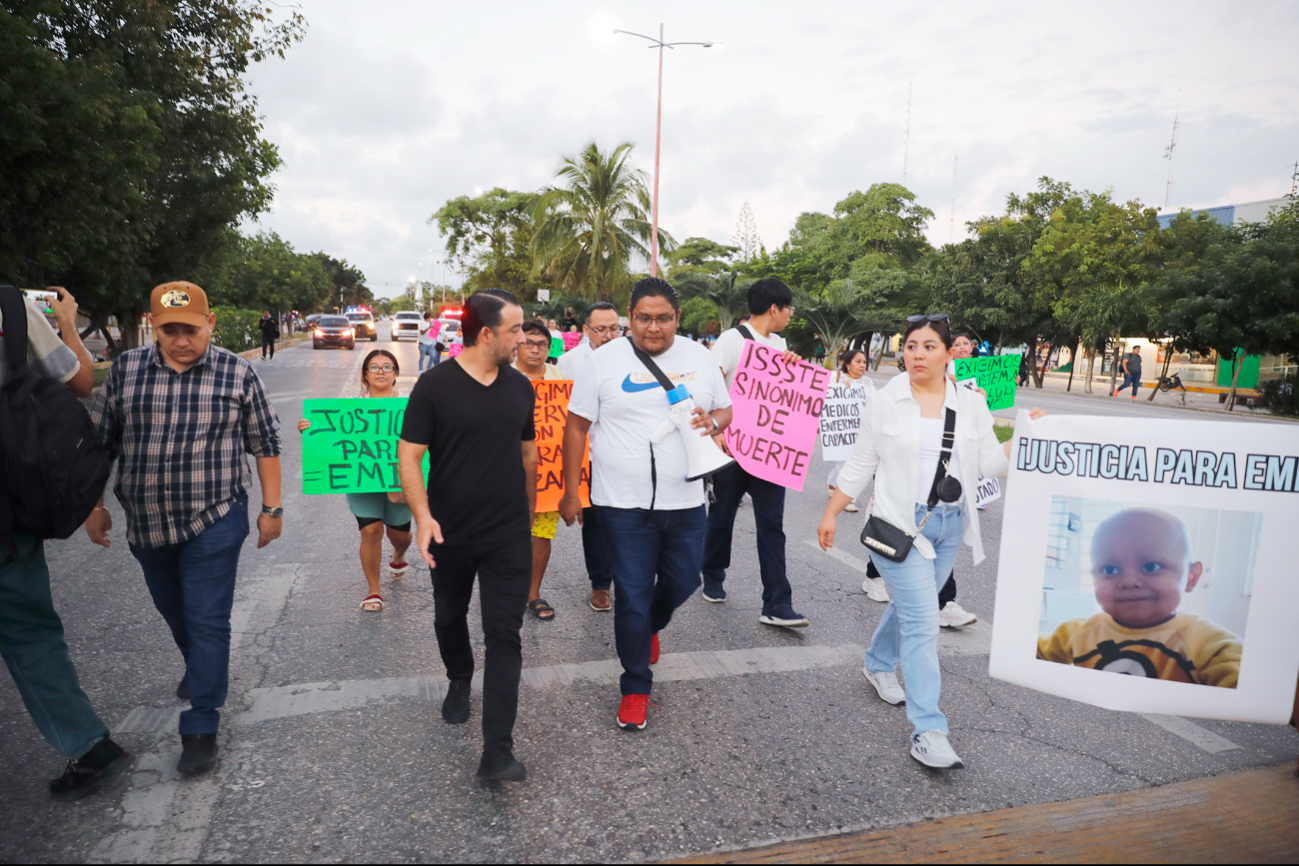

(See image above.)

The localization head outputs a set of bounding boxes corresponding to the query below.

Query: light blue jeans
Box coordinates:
[418,342,438,371]
[864,502,964,738]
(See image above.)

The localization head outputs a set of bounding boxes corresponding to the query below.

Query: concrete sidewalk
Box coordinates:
[671,762,1299,864]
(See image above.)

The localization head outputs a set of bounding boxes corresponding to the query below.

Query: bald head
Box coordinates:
[1091,508,1191,566]
[1089,507,1202,628]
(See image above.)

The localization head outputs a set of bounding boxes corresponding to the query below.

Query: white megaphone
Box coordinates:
[650,384,735,481]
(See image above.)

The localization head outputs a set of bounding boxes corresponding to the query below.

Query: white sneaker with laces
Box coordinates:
[938,601,978,629]
[862,667,905,705]
[910,730,964,768]
[843,502,859,513]
[861,577,891,603]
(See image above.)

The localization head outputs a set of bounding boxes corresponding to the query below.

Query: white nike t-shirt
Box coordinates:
[569,336,730,510]
[712,325,788,390]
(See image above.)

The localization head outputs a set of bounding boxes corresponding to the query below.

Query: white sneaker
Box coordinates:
[843,502,859,513]
[862,667,905,705]
[861,577,891,603]
[910,730,964,769]
[938,601,978,629]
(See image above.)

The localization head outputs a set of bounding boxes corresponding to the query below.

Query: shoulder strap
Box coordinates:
[925,407,957,509]
[625,335,675,392]
[0,285,29,373]
[737,324,755,341]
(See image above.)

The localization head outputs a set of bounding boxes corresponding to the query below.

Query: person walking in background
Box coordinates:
[701,278,809,629]
[827,348,875,516]
[1114,345,1142,398]
[398,289,536,782]
[258,310,279,361]
[514,320,563,621]
[935,332,981,629]
[418,312,440,372]
[560,278,731,732]
[557,302,621,612]
[0,284,132,800]
[298,349,412,612]
[84,282,283,778]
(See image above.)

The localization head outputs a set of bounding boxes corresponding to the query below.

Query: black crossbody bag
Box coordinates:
[860,407,960,562]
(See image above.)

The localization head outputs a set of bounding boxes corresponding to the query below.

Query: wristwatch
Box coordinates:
[262,505,284,518]
[710,415,720,434]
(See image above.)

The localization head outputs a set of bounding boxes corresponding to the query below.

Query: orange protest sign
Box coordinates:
[533,380,590,513]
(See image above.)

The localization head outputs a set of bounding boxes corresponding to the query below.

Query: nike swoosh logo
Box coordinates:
[621,375,662,393]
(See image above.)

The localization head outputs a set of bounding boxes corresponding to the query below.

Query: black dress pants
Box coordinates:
[430,539,531,755]
[261,333,276,358]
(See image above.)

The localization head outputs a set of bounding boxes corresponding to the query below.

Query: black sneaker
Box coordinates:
[48,737,132,801]
[476,748,526,782]
[176,674,189,702]
[177,734,218,776]
[442,679,471,724]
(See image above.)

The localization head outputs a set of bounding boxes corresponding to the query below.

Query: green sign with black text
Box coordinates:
[300,398,427,494]
[955,355,1019,411]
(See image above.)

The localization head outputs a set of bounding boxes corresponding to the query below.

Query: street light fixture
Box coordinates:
[614,25,720,278]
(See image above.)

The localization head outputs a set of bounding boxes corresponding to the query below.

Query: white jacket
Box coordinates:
[835,373,1008,564]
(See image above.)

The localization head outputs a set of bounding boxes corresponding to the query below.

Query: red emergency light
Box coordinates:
[439,306,463,318]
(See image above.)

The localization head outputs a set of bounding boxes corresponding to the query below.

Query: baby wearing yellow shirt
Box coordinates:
[1038,507,1242,689]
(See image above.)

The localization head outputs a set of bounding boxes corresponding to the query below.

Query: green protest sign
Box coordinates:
[549,336,564,358]
[301,398,427,494]
[955,355,1019,411]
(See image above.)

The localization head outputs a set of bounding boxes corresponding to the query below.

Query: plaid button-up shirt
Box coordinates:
[90,342,282,548]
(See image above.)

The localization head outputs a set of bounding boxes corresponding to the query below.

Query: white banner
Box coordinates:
[819,379,872,462]
[975,475,1002,508]
[990,411,1299,724]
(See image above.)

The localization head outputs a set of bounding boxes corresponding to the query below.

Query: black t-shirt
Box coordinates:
[1125,352,1142,378]
[400,360,536,545]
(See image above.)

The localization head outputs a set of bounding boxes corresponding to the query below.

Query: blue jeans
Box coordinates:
[865,503,964,738]
[594,505,707,695]
[0,532,109,759]
[129,496,249,735]
[702,462,793,616]
[1118,373,1140,396]
[582,506,613,591]
[419,342,438,371]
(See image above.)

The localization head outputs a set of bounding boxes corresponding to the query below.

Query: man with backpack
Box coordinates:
[84,281,283,777]
[0,283,132,800]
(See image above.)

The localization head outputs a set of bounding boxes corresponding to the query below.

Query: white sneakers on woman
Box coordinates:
[910,731,964,769]
[938,601,978,628]
[862,666,905,704]
[861,577,891,603]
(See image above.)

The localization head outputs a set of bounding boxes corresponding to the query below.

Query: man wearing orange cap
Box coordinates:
[84,282,283,777]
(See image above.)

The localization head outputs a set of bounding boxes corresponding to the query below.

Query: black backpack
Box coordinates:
[0,285,112,541]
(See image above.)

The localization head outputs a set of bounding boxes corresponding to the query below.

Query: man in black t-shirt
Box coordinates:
[398,289,536,783]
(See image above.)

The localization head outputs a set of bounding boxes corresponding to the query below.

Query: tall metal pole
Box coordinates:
[650,23,664,278]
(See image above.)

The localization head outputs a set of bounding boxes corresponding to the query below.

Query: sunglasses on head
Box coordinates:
[906,313,949,324]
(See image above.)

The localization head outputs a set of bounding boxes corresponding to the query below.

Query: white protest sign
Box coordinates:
[989,411,1299,724]
[974,475,1002,508]
[819,378,873,462]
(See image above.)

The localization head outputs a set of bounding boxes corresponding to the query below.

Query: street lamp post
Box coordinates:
[614,25,718,278]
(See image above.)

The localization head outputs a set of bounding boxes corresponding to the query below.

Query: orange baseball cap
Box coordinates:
[150,281,210,328]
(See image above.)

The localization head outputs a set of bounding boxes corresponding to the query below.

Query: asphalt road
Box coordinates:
[2,325,1295,864]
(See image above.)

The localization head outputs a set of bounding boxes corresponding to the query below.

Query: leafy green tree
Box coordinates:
[200,231,334,315]
[314,253,371,311]
[530,141,669,302]
[432,188,551,300]
[666,237,739,277]
[679,296,719,337]
[795,279,882,363]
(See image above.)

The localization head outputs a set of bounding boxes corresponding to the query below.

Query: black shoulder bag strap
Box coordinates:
[0,285,30,382]
[737,324,755,341]
[625,335,679,511]
[924,407,958,510]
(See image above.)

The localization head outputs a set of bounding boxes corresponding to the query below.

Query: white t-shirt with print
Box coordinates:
[569,336,731,510]
[557,340,592,379]
[711,326,788,390]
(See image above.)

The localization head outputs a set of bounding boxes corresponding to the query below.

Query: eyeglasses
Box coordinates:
[906,313,949,324]
[524,339,551,350]
[366,365,395,374]
[587,326,621,336]
[633,314,677,328]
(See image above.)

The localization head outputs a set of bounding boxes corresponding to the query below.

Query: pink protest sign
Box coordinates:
[448,343,464,358]
[562,332,583,352]
[426,320,441,339]
[724,340,829,491]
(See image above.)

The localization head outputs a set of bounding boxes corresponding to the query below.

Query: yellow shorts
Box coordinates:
[531,511,560,540]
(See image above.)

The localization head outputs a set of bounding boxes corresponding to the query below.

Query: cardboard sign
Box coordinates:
[990,411,1299,724]
[426,320,441,340]
[562,332,583,352]
[725,340,829,491]
[819,378,872,462]
[448,343,464,358]
[955,355,1019,410]
[532,380,591,512]
[301,398,427,494]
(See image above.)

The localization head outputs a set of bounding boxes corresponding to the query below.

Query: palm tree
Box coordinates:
[675,271,752,332]
[796,279,877,363]
[530,142,674,301]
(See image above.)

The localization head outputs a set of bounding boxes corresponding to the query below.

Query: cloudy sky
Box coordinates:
[246,0,1299,299]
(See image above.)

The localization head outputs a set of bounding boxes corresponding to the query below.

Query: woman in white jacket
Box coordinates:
[817,315,1041,770]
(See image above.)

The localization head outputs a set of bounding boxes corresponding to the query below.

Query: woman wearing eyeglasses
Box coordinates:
[817,314,1043,770]
[298,349,413,612]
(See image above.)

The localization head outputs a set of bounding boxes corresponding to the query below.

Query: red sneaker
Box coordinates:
[617,694,649,730]
[650,633,660,665]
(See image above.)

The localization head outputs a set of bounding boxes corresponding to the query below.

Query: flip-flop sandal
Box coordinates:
[389,561,409,579]
[360,594,384,612]
[527,599,555,621]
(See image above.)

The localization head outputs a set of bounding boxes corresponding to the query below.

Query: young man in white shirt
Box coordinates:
[703,278,809,628]
[560,278,732,731]
[556,301,622,612]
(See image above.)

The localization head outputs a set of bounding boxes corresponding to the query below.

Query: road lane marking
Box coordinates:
[1138,713,1243,754]
[803,538,872,574]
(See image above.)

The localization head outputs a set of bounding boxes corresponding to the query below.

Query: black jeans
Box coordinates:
[582,506,612,591]
[261,333,276,359]
[430,538,530,755]
[702,462,792,616]
[868,557,957,606]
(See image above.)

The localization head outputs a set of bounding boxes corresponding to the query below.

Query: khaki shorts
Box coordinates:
[531,511,560,540]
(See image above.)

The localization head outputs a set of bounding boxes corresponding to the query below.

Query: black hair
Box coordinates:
[747,277,794,315]
[520,319,550,340]
[629,277,680,313]
[839,347,867,372]
[360,349,400,393]
[423,311,433,320]
[462,289,519,346]
[952,331,970,341]
[583,301,618,321]
[903,317,954,348]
